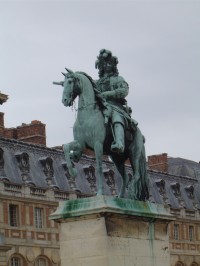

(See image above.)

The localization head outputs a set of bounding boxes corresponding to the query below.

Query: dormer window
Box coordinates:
[0,148,4,169]
[83,165,96,192]
[185,185,194,199]
[40,157,54,179]
[155,179,165,194]
[15,152,30,173]
[171,182,181,197]
[103,169,116,196]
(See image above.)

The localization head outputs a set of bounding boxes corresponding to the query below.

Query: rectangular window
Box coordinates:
[35,208,43,228]
[9,204,18,227]
[174,224,179,240]
[189,225,194,241]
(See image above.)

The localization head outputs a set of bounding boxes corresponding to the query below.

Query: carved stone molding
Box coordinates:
[51,250,60,264]
[26,248,35,262]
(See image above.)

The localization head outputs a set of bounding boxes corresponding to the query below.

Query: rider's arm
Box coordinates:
[102,77,129,100]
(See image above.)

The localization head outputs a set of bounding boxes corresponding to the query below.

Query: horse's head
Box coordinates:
[53,68,81,107]
[62,69,82,107]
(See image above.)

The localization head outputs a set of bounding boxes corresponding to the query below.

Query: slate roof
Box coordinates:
[0,136,200,210]
[168,157,200,180]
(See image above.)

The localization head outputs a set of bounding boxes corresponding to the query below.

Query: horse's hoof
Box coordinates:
[111,142,124,153]
[96,191,103,196]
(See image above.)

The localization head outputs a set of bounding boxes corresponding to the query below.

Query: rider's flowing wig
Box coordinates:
[95,49,119,78]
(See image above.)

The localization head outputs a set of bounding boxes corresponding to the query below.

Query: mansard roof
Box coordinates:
[168,157,200,180]
[0,136,200,210]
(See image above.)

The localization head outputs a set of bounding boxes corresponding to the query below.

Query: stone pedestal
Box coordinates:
[50,196,173,266]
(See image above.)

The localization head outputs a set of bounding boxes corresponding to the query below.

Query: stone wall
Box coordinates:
[0,182,61,265]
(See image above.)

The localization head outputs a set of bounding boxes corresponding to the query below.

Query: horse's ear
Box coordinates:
[61,72,66,76]
[65,68,73,73]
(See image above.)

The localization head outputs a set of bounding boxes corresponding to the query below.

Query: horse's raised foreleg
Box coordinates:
[94,141,104,195]
[63,141,83,178]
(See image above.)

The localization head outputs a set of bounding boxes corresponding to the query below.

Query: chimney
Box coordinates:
[0,92,8,137]
[148,153,168,172]
[16,120,46,146]
[0,92,46,146]
[0,112,4,136]
[3,128,17,139]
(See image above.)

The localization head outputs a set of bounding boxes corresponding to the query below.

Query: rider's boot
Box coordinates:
[111,123,125,153]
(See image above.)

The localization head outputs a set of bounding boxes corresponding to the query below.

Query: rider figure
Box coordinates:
[95,49,130,154]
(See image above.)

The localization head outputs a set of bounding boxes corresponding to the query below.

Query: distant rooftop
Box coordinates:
[168,157,200,180]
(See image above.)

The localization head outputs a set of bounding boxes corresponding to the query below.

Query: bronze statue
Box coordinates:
[95,49,129,153]
[53,49,149,201]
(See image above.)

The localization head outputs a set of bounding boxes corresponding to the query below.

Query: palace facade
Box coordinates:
[0,94,200,266]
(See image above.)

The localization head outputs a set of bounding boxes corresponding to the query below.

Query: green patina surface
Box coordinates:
[54,49,149,201]
[49,196,173,221]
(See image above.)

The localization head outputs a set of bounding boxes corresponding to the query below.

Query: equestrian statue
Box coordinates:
[53,49,149,201]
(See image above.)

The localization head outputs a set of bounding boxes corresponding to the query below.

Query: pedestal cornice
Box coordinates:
[49,195,174,222]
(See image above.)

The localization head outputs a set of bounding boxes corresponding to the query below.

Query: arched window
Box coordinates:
[35,256,50,266]
[175,262,184,266]
[10,256,22,266]
[36,258,46,266]
[191,262,198,266]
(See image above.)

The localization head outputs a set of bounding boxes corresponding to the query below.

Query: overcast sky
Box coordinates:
[0,0,199,162]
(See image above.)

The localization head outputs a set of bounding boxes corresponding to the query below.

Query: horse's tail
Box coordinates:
[128,128,149,201]
[137,146,149,201]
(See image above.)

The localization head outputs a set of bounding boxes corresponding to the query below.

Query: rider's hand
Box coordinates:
[115,88,127,98]
[101,91,115,99]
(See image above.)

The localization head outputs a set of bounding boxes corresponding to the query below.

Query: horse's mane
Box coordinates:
[77,72,106,110]
[77,71,96,89]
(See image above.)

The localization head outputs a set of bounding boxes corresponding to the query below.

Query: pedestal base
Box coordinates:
[50,196,173,266]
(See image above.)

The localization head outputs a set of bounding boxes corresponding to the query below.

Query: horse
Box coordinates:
[53,69,149,201]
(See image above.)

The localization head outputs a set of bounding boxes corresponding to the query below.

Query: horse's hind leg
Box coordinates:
[94,141,104,195]
[110,155,128,198]
[63,141,83,178]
